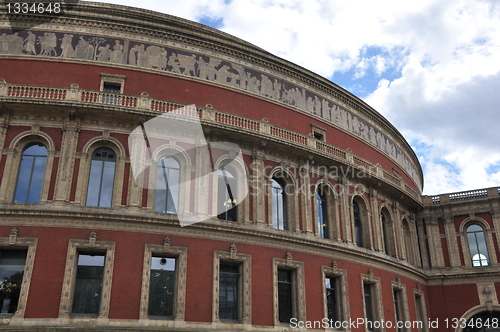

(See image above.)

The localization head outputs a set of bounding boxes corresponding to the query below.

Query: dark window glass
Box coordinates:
[148,257,176,317]
[382,214,390,255]
[325,276,339,322]
[414,294,425,332]
[394,289,403,332]
[14,143,47,203]
[86,148,116,207]
[272,179,287,230]
[102,83,121,104]
[353,201,363,247]
[219,263,240,320]
[72,253,105,315]
[316,187,329,239]
[155,157,180,214]
[217,167,237,221]
[0,250,27,314]
[278,269,293,323]
[464,310,500,332]
[467,224,490,267]
[364,283,375,332]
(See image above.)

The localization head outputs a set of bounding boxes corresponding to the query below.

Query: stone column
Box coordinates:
[251,148,266,224]
[443,215,461,267]
[53,116,80,202]
[300,160,313,234]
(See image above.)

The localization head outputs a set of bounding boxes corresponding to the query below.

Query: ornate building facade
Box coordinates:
[0,2,498,331]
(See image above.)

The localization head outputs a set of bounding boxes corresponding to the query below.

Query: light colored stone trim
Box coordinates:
[0,232,37,320]
[212,247,251,325]
[425,220,445,268]
[360,271,384,332]
[53,119,80,202]
[0,131,56,203]
[58,236,115,319]
[74,138,125,207]
[268,166,299,232]
[413,285,429,332]
[321,262,350,327]
[351,194,373,249]
[100,73,126,93]
[138,241,187,321]
[459,217,498,268]
[272,255,306,326]
[391,278,410,332]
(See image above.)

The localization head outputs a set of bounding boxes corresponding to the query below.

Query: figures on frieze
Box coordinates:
[0,28,421,188]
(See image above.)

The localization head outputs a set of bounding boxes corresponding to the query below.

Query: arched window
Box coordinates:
[316,186,329,239]
[402,219,414,265]
[353,200,363,247]
[155,157,180,214]
[14,143,48,203]
[86,147,116,207]
[466,224,490,267]
[217,166,237,221]
[381,214,390,255]
[271,178,287,230]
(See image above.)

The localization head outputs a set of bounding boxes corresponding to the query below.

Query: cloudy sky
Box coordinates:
[90,0,500,195]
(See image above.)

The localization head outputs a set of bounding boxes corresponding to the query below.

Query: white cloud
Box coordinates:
[90,0,500,194]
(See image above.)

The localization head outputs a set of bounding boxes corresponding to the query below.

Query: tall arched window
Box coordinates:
[155,157,180,214]
[316,186,329,239]
[381,214,390,255]
[466,224,490,267]
[14,143,48,203]
[353,200,363,247]
[271,178,287,230]
[217,166,237,221]
[86,147,116,207]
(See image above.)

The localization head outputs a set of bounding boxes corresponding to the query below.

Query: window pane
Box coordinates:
[364,283,375,332]
[86,148,116,208]
[325,277,338,322]
[14,144,48,203]
[72,253,105,315]
[148,257,176,317]
[467,224,490,267]
[278,269,293,323]
[0,250,27,314]
[317,190,329,239]
[218,168,238,221]
[272,179,286,230]
[354,201,363,247]
[155,158,180,214]
[219,263,239,320]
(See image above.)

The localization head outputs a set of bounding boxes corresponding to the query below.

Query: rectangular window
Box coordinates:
[394,289,404,332]
[0,249,27,314]
[102,83,121,104]
[278,269,293,323]
[325,276,339,323]
[415,294,425,332]
[364,283,375,332]
[219,262,240,320]
[72,252,105,315]
[148,256,176,317]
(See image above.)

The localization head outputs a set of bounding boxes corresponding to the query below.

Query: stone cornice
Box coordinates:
[0,1,423,189]
[0,203,428,283]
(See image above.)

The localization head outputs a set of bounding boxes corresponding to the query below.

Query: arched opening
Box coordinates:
[14,143,48,203]
[155,157,180,214]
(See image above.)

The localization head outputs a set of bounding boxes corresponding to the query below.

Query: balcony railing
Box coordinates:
[427,187,499,205]
[0,80,423,203]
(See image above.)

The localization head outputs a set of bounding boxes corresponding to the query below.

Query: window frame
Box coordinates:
[272,256,305,326]
[316,186,329,239]
[13,143,48,204]
[361,271,383,332]
[352,196,372,249]
[154,156,181,214]
[212,249,251,324]
[413,286,429,332]
[100,73,125,105]
[391,280,410,332]
[466,224,490,267]
[139,243,187,321]
[459,218,498,268]
[0,232,37,319]
[85,147,117,208]
[321,264,349,328]
[58,238,115,319]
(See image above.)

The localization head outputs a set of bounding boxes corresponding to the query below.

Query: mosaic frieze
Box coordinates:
[0,29,422,190]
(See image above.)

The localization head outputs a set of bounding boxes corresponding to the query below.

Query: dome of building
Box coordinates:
[0,2,498,331]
